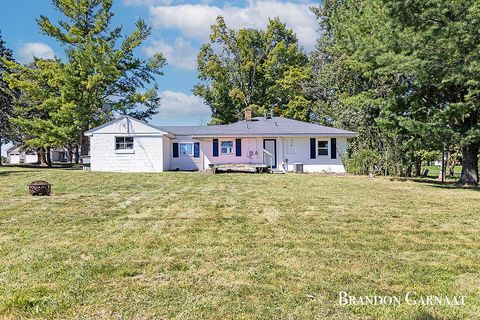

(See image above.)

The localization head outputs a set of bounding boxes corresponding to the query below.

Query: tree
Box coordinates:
[38,0,166,155]
[3,58,69,166]
[0,31,14,165]
[384,0,480,184]
[312,0,480,184]
[194,16,312,124]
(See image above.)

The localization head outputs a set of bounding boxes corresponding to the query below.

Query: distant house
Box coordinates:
[6,145,72,164]
[6,145,38,164]
[84,111,357,173]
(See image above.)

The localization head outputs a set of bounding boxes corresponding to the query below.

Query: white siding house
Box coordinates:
[85,115,356,173]
[6,145,38,164]
[85,117,173,172]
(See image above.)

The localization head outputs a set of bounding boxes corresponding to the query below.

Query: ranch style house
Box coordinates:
[84,111,356,173]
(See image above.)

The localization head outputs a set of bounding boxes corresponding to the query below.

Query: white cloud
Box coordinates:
[18,43,55,63]
[144,37,197,70]
[148,1,318,50]
[154,90,211,124]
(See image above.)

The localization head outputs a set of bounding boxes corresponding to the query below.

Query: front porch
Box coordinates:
[208,163,271,174]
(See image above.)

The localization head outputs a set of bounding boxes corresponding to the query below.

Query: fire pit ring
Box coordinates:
[28,180,51,196]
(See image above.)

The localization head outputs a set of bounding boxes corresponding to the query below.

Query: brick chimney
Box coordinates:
[244,107,252,121]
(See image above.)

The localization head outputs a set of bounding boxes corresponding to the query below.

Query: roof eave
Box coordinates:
[84,115,173,137]
[191,132,357,138]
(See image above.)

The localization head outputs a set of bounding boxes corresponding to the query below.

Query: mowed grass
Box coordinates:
[0,167,479,320]
[422,166,462,178]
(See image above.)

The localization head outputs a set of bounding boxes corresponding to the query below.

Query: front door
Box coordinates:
[263,139,277,169]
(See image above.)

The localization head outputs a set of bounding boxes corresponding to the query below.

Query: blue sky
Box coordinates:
[1,0,319,155]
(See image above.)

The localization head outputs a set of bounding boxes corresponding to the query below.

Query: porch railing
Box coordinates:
[263,149,274,172]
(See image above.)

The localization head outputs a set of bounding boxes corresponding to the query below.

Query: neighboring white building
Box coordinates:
[6,145,72,164]
[6,145,38,164]
[84,113,357,173]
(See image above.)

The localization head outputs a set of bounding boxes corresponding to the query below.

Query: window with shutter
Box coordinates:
[310,138,316,159]
[213,139,219,157]
[173,142,179,158]
[194,142,200,158]
[331,138,337,159]
[235,139,242,156]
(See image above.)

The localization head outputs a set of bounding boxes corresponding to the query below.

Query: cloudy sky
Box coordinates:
[0,0,319,134]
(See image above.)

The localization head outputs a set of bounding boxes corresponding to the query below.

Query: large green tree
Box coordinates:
[3,58,72,166]
[312,0,480,184]
[37,0,166,155]
[194,16,312,124]
[0,31,15,165]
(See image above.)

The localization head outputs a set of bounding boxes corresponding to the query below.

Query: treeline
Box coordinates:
[0,0,479,185]
[194,1,480,185]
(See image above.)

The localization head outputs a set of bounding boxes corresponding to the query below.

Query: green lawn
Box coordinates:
[0,167,479,320]
[422,166,462,178]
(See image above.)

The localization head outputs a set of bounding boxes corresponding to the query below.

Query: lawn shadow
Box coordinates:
[0,169,53,176]
[0,170,9,176]
[389,177,480,191]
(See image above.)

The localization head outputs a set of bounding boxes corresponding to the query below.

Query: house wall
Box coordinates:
[9,155,20,164]
[189,136,348,173]
[25,154,39,163]
[162,136,171,171]
[278,137,347,173]
[90,134,165,172]
[201,137,264,168]
[51,151,66,162]
[8,153,38,164]
[169,136,205,170]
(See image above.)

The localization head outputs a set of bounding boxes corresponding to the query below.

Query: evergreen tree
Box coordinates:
[3,58,70,166]
[312,0,480,184]
[38,0,166,154]
[0,31,14,165]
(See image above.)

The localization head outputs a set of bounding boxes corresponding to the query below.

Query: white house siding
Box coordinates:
[201,137,263,168]
[90,135,165,172]
[9,155,20,164]
[200,136,347,173]
[278,137,347,173]
[8,153,37,164]
[170,136,204,171]
[25,154,39,163]
[162,136,171,171]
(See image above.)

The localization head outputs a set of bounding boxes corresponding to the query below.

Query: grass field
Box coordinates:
[0,167,479,320]
[422,166,462,178]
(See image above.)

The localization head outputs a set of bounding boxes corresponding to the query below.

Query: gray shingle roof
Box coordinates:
[156,117,356,137]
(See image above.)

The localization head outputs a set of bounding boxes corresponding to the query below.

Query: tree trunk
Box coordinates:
[38,148,48,166]
[46,147,52,167]
[448,148,460,177]
[80,135,89,156]
[438,147,447,182]
[460,143,479,185]
[448,162,455,177]
[75,145,80,164]
[414,156,422,177]
[67,148,73,163]
[0,139,3,166]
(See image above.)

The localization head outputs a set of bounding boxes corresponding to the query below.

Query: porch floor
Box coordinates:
[209,163,271,174]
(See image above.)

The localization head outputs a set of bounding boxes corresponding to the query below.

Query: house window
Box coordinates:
[317,140,328,156]
[115,137,134,150]
[180,143,193,156]
[221,141,234,155]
